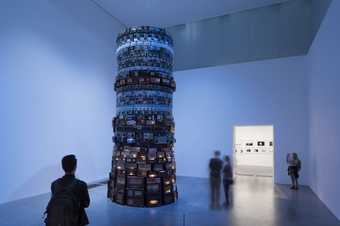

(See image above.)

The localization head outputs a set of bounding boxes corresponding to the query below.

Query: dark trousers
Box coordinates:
[290,175,299,189]
[210,177,221,207]
[288,166,299,189]
[223,179,232,205]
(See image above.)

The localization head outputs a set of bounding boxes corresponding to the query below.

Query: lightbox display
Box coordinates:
[107,26,177,207]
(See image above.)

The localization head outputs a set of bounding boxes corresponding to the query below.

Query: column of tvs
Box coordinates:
[108,26,177,207]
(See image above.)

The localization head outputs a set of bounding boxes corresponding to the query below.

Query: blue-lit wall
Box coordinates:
[0,0,123,204]
[308,0,340,220]
[173,56,309,185]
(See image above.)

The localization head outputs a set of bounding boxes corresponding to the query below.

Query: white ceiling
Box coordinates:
[95,0,291,28]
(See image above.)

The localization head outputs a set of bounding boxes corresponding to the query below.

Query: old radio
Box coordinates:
[127,197,145,207]
[137,153,147,164]
[126,163,137,170]
[127,176,145,190]
[116,160,125,170]
[153,164,164,172]
[147,177,161,184]
[136,164,150,177]
[163,193,175,204]
[115,192,125,204]
[146,184,161,194]
[107,183,113,199]
[163,176,171,186]
[146,178,162,194]
[157,151,165,162]
[148,148,157,162]
[127,189,144,198]
[116,169,126,177]
[164,184,174,194]
[138,163,151,171]
[165,162,175,170]
[116,176,126,191]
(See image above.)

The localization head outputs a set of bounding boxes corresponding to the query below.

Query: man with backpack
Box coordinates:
[45,154,90,226]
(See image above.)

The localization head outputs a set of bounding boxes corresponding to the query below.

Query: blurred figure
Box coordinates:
[287,153,301,190]
[222,155,234,206]
[209,150,223,208]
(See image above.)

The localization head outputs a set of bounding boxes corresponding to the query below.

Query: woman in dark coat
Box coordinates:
[287,153,301,190]
[222,155,234,206]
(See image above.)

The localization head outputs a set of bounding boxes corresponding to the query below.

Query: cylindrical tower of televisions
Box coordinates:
[108,26,177,207]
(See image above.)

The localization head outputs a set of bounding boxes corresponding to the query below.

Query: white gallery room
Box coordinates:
[0,0,340,226]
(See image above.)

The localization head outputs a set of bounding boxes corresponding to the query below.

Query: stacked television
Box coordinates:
[108,26,178,207]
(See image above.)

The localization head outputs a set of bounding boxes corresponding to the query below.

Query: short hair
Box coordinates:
[62,155,77,173]
[224,155,230,162]
[214,150,221,156]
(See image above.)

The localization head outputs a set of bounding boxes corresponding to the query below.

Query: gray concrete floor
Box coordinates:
[0,176,339,226]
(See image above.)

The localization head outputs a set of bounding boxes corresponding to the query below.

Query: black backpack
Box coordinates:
[297,160,302,171]
[45,180,80,226]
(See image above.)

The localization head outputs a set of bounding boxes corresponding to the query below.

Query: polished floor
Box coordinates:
[234,165,273,177]
[0,176,339,226]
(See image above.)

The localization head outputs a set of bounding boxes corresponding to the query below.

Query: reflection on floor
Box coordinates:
[234,165,273,177]
[0,176,339,226]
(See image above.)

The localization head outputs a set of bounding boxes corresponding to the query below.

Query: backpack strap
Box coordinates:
[53,179,78,197]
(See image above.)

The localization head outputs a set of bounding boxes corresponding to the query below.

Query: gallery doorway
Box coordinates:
[233,125,274,178]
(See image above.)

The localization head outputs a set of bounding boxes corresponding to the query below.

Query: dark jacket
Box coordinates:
[223,164,233,180]
[51,175,90,226]
[288,159,301,178]
[209,158,223,178]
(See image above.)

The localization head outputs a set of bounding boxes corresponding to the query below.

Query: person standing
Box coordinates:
[45,155,90,226]
[287,153,301,190]
[209,150,223,208]
[222,155,234,206]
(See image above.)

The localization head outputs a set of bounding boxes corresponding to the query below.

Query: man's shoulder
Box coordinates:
[211,158,223,164]
[75,178,88,188]
[51,178,62,186]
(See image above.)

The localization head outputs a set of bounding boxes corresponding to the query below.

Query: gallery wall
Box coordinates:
[173,56,309,185]
[0,0,124,204]
[308,0,340,220]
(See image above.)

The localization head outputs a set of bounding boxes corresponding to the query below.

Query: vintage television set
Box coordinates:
[126,189,145,207]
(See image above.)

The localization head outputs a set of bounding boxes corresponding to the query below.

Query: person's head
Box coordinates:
[62,154,77,175]
[214,150,221,158]
[292,153,298,160]
[224,155,230,163]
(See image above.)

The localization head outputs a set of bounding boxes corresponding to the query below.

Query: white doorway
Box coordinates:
[233,125,274,178]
